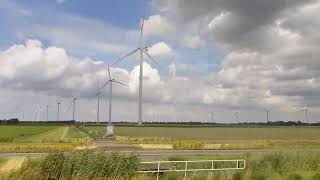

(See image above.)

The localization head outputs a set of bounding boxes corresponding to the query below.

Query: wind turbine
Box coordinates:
[96,76,101,124]
[46,105,49,122]
[265,109,270,123]
[301,105,310,124]
[111,18,160,126]
[57,102,61,122]
[66,98,77,121]
[99,64,128,126]
[235,111,238,123]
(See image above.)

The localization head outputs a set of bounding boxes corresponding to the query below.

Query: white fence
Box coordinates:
[138,159,245,179]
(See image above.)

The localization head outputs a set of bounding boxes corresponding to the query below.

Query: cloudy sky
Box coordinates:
[1,0,320,123]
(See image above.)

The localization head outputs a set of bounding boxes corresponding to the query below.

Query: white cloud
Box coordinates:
[144,14,175,36]
[129,62,162,93]
[148,41,172,58]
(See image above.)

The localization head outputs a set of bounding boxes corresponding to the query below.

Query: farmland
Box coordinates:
[1,124,320,179]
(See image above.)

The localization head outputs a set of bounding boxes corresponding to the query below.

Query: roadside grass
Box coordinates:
[2,150,320,179]
[6,151,139,180]
[0,143,84,153]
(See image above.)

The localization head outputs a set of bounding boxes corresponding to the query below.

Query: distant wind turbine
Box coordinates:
[57,102,61,121]
[99,64,128,125]
[66,98,77,121]
[96,76,101,124]
[301,105,310,124]
[111,18,160,126]
[265,109,270,123]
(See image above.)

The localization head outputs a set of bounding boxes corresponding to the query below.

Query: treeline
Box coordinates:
[1,119,320,126]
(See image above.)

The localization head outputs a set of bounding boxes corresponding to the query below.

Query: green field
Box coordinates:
[113,126,320,141]
[0,125,91,153]
[0,125,90,143]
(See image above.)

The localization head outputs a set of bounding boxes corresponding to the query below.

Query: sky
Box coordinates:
[1,0,320,123]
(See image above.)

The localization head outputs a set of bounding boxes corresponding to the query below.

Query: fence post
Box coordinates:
[210,160,214,177]
[156,161,160,180]
[184,161,188,179]
[237,160,239,169]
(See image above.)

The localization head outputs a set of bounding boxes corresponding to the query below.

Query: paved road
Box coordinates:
[2,149,320,158]
[0,149,260,158]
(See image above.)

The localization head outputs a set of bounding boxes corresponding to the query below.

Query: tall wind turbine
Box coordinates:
[96,76,101,124]
[99,64,128,125]
[111,18,160,126]
[301,105,310,124]
[57,102,61,122]
[265,109,270,123]
[66,98,77,121]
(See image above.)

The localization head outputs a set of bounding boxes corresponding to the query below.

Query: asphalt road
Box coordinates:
[0,149,285,158]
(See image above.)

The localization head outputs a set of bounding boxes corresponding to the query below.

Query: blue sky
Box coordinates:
[0,0,223,76]
[2,0,318,122]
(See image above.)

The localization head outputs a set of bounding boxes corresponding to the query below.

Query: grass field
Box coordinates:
[113,126,320,141]
[0,125,92,153]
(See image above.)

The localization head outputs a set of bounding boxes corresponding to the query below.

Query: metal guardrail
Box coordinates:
[138,159,245,180]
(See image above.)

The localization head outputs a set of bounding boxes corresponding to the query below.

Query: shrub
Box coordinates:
[233,172,244,180]
[10,151,140,179]
[173,141,205,149]
[287,173,302,180]
[250,172,266,180]
[313,173,320,180]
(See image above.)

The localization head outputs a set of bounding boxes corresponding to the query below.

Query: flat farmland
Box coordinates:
[113,126,320,141]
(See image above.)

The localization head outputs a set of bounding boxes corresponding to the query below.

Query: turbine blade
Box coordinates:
[96,76,99,90]
[107,64,111,80]
[112,80,129,87]
[111,48,139,66]
[141,48,160,66]
[65,100,73,112]
[100,80,110,90]
[140,18,144,47]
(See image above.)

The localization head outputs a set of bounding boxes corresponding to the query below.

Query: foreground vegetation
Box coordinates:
[1,150,320,179]
[4,151,139,180]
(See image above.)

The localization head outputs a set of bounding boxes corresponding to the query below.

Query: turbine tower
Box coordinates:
[301,105,310,124]
[46,105,49,122]
[265,109,270,123]
[57,102,61,121]
[99,64,128,125]
[66,98,77,121]
[112,18,160,126]
[96,76,101,124]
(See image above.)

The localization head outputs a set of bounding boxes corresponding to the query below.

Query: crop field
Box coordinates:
[112,126,320,141]
[0,125,91,153]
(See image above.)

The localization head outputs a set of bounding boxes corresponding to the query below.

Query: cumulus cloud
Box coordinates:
[148,41,172,58]
[144,14,175,36]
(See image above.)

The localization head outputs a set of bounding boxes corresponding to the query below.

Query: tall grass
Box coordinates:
[8,151,139,179]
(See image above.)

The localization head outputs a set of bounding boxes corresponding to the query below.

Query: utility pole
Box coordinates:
[72,98,77,121]
[57,102,61,121]
[266,110,269,123]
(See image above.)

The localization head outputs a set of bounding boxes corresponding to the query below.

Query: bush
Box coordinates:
[10,151,140,179]
[250,172,266,180]
[287,173,302,180]
[233,172,244,180]
[173,141,205,149]
[313,173,320,180]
